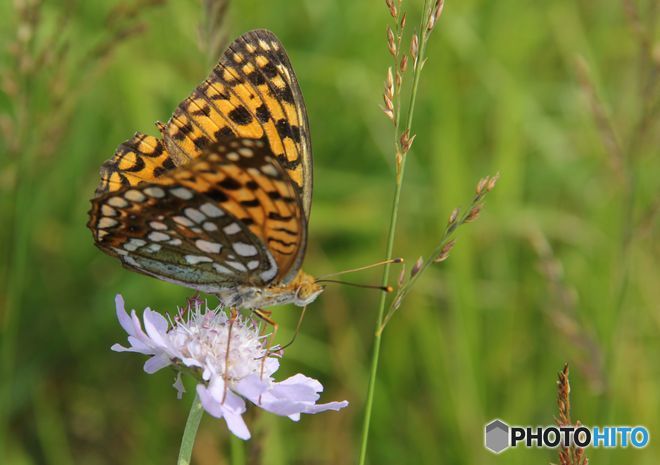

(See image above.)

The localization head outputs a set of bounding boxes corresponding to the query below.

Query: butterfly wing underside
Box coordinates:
[88,139,305,292]
[89,29,312,286]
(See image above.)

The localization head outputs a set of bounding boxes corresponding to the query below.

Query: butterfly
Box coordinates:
[87,29,324,310]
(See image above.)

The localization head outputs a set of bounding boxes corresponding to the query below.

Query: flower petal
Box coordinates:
[143,310,171,350]
[143,353,171,373]
[278,373,323,392]
[197,383,250,439]
[197,384,225,419]
[286,400,349,422]
[263,357,280,376]
[234,374,269,400]
[115,294,135,335]
[223,409,251,440]
[243,373,349,419]
[299,400,349,415]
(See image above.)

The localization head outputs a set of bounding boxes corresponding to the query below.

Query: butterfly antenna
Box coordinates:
[315,279,393,293]
[315,257,403,281]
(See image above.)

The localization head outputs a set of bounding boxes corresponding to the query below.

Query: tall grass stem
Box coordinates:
[358,2,434,464]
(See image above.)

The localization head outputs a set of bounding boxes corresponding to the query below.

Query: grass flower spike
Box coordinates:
[112,295,348,440]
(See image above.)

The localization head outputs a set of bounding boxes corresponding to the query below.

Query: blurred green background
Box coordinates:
[1,0,658,464]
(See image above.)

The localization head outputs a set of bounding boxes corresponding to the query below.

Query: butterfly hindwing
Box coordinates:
[88,139,306,290]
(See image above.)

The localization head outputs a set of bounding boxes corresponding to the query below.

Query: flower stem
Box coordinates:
[177,393,204,465]
[358,3,433,464]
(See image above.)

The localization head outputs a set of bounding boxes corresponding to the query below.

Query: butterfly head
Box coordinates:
[290,271,324,307]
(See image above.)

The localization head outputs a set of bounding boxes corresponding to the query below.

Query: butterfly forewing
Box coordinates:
[162,29,313,220]
[95,132,176,196]
[88,138,306,291]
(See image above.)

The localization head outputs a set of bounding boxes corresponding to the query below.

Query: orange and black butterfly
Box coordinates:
[88,30,324,309]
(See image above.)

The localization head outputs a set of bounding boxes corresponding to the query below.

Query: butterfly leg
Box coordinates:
[253,308,280,351]
[184,292,202,314]
[222,307,239,403]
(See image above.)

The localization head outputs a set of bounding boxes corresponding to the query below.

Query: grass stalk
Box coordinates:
[358,1,438,463]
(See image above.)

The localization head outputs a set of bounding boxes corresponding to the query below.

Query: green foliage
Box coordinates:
[1,0,658,464]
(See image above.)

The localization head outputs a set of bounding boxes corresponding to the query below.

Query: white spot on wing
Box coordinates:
[148,232,170,242]
[261,164,278,177]
[203,222,218,232]
[232,242,258,257]
[149,221,167,231]
[98,217,117,229]
[112,247,127,256]
[173,216,194,227]
[123,238,146,252]
[200,203,224,218]
[144,187,165,198]
[247,260,259,270]
[124,189,146,202]
[185,255,213,265]
[170,187,194,199]
[146,243,162,253]
[223,223,241,235]
[184,208,205,223]
[213,263,233,274]
[195,240,222,254]
[226,261,248,272]
[260,250,278,282]
[123,256,141,268]
[168,238,182,246]
[108,197,128,208]
[101,205,117,217]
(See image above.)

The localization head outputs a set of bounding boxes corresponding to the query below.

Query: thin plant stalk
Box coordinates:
[357,171,405,465]
[358,1,436,463]
[378,176,496,334]
[177,393,204,465]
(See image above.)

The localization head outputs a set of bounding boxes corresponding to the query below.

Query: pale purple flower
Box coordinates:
[112,294,348,439]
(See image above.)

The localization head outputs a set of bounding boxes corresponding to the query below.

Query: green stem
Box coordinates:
[357,3,433,464]
[0,37,34,463]
[379,201,478,333]
[357,171,406,465]
[177,393,204,465]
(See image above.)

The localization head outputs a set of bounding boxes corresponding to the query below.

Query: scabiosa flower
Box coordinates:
[112,294,348,439]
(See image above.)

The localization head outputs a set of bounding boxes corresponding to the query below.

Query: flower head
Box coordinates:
[112,295,348,439]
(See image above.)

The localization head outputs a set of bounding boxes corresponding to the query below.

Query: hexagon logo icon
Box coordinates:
[485,419,510,454]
